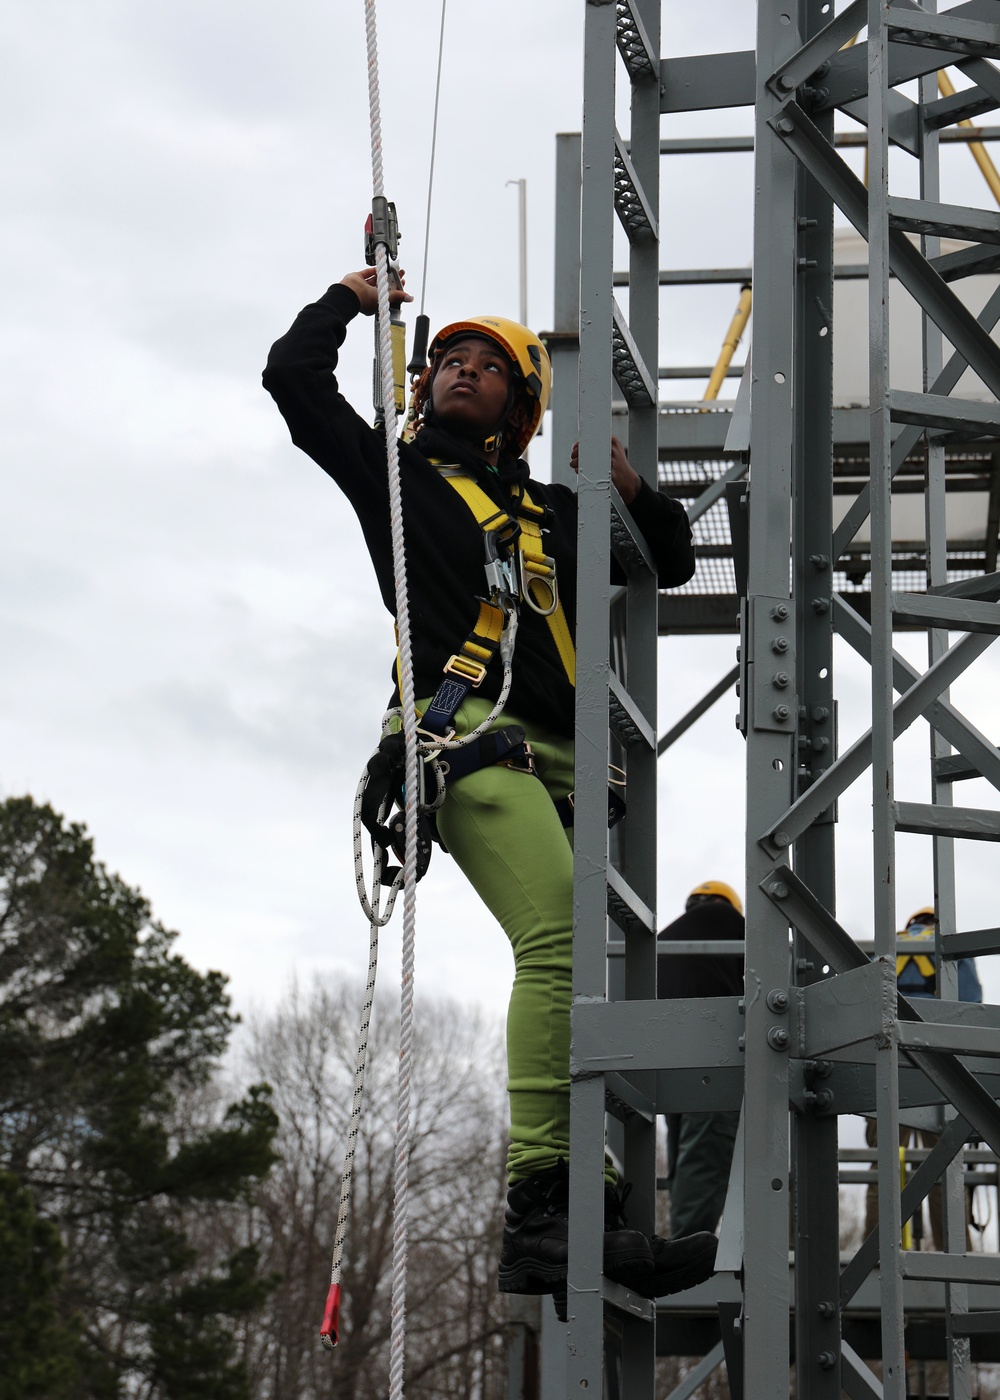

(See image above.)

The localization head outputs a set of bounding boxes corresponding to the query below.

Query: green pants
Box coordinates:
[430,698,575,1185]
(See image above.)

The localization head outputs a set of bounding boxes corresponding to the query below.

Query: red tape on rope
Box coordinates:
[320,1283,342,1350]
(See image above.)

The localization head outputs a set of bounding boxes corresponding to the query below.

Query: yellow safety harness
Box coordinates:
[437,467,576,687]
[896,926,936,983]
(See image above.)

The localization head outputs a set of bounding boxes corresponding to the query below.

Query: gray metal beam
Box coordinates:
[833,597,1000,795]
[770,99,1000,401]
[659,51,756,112]
[756,627,996,857]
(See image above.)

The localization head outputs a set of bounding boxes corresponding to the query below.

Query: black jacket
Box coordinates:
[657,902,745,1001]
[263,283,696,736]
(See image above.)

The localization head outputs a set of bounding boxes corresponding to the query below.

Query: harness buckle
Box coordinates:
[518,550,559,616]
[443,653,488,686]
[498,741,536,777]
[484,524,520,612]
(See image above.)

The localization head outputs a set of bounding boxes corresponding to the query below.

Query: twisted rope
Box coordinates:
[365,6,417,1400]
[330,3,515,1379]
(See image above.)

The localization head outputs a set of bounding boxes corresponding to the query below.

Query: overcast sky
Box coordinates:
[4,1,1000,1034]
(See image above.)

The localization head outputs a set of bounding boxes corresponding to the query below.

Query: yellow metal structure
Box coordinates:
[900,1145,913,1251]
[703,284,752,402]
[938,70,1000,208]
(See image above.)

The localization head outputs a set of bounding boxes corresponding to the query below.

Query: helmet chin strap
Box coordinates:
[423,401,507,457]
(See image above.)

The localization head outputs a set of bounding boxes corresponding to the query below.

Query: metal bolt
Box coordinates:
[773,671,790,688]
[812,736,830,752]
[817,1300,835,1319]
[773,704,790,721]
[767,989,789,1013]
[814,1087,834,1110]
[797,257,818,270]
[771,604,789,621]
[818,1351,837,1371]
[810,552,830,570]
[767,1026,790,1051]
[777,73,796,92]
[738,1034,746,1052]
[772,635,789,653]
[811,596,830,614]
[772,830,791,849]
[738,998,746,1015]
[775,117,794,135]
[812,706,829,722]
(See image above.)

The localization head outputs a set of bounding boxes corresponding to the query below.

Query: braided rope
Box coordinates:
[333,2,516,1378]
[326,910,379,1290]
[364,5,416,1400]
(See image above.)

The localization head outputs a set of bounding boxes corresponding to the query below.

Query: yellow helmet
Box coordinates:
[428,315,552,454]
[906,907,936,930]
[687,880,743,916]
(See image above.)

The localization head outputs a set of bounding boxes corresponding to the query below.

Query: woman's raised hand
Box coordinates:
[339,267,413,316]
[569,435,642,505]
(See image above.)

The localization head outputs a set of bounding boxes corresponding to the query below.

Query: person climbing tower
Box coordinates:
[263,265,718,1314]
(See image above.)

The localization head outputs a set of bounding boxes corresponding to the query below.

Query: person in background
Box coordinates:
[658,881,745,1238]
[864,905,983,1249]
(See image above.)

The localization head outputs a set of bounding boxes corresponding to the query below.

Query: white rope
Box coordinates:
[325,909,379,1299]
[364,5,416,1399]
[330,2,517,1374]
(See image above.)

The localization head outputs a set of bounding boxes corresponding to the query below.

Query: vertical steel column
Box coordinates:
[790,6,840,1394]
[742,4,799,1393]
[550,133,583,491]
[568,1,662,1394]
[619,5,661,1394]
[920,53,974,1400]
[567,0,617,1389]
[867,3,906,1393]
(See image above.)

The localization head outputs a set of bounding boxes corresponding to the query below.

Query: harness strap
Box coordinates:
[896,953,937,980]
[897,929,937,983]
[439,470,577,686]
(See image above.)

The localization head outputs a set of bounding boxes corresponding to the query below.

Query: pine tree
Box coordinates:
[0,796,279,1399]
[0,1171,80,1400]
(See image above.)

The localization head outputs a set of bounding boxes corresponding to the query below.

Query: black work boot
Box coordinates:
[602,1180,655,1284]
[498,1163,653,1304]
[632,1230,718,1299]
[498,1166,569,1296]
[603,1181,717,1300]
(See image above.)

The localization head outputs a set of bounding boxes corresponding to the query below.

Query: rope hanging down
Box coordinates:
[321,0,516,1380]
[320,3,419,1391]
[364,2,418,1390]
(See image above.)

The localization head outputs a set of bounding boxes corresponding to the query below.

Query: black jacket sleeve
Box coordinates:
[262,283,389,519]
[624,478,696,586]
